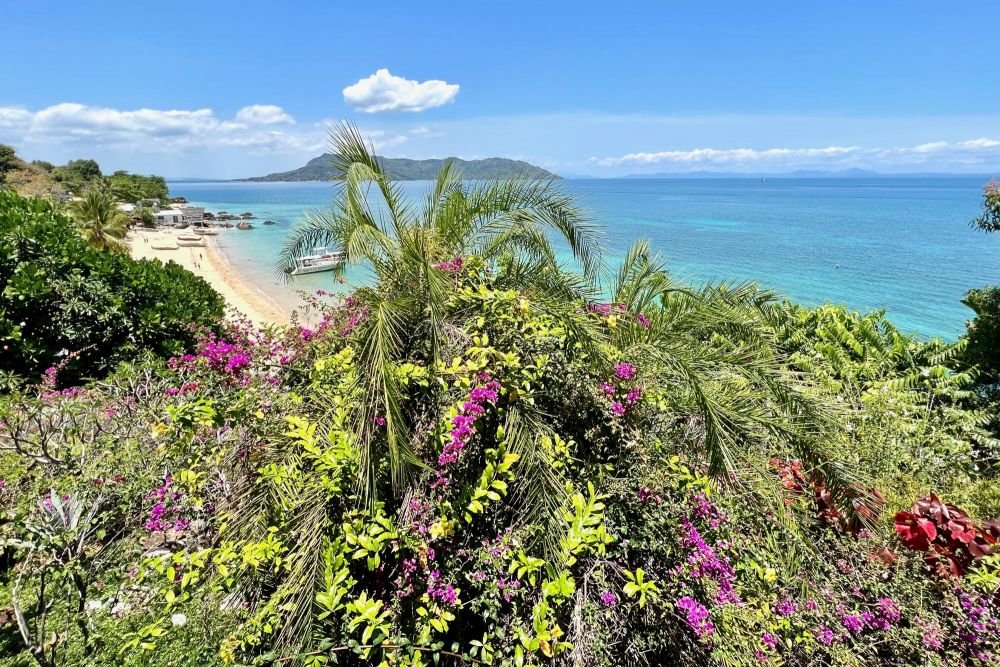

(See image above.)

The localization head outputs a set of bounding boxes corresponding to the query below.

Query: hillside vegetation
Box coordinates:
[0,127,998,667]
[243,153,559,182]
[0,144,168,202]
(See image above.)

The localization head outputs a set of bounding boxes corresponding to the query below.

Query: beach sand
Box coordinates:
[130,228,288,326]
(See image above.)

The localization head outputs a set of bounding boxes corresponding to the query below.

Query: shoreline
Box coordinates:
[130,228,289,326]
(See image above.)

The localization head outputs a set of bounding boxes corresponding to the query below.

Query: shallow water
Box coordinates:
[169,177,1000,340]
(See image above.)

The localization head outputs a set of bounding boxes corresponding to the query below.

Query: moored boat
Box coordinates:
[290,247,346,275]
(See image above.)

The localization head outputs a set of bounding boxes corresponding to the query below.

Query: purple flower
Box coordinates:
[427,570,458,606]
[775,598,797,617]
[599,381,616,396]
[626,386,642,404]
[841,614,864,634]
[611,401,626,417]
[878,598,902,623]
[636,312,651,328]
[680,518,740,605]
[600,590,618,607]
[761,632,778,649]
[676,596,715,640]
[815,626,836,646]
[614,362,637,381]
[921,622,943,651]
[434,257,464,273]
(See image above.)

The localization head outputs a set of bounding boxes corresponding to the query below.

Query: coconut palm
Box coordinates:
[280,122,603,496]
[69,188,130,254]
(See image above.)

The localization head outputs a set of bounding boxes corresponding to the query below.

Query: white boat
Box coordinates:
[193,228,219,236]
[290,247,346,275]
[177,239,206,247]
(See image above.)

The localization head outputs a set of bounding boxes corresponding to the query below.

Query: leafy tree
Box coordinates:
[68,188,130,254]
[963,286,1000,384]
[972,179,1000,233]
[134,203,157,228]
[963,180,1000,386]
[0,143,19,183]
[62,158,101,181]
[52,158,102,193]
[0,189,224,385]
[106,170,169,203]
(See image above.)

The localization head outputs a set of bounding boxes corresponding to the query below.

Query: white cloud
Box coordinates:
[343,69,459,113]
[0,102,320,154]
[234,104,294,125]
[0,107,32,128]
[591,139,1000,172]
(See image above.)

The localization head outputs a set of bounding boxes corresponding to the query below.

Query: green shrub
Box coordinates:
[0,190,224,386]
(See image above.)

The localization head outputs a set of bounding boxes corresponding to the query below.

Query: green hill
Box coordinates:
[241,154,559,181]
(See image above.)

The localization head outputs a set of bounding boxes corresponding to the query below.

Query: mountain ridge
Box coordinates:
[239,154,559,182]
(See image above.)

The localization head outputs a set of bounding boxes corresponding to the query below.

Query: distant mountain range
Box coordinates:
[240,154,559,182]
[618,169,993,179]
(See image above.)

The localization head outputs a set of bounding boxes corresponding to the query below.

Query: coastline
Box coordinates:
[130,228,289,326]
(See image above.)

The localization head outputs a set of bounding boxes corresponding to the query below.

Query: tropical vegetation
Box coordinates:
[68,188,130,254]
[0,127,998,667]
[0,190,224,387]
[0,144,168,202]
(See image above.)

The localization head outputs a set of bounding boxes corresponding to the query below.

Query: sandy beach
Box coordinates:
[130,228,288,326]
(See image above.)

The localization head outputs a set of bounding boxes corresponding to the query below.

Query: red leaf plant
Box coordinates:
[769,457,885,535]
[894,495,1000,577]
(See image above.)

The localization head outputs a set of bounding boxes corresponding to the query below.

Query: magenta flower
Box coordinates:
[600,590,618,607]
[611,401,626,417]
[841,614,864,634]
[878,597,901,624]
[599,381,616,396]
[761,632,778,649]
[815,626,836,646]
[614,362,637,381]
[637,312,651,328]
[626,386,642,404]
[774,598,797,617]
[437,379,501,469]
[676,596,715,640]
[427,570,458,606]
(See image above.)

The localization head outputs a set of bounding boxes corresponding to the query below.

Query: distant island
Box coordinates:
[240,154,559,182]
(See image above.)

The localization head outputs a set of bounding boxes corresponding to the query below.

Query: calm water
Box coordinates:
[168,178,999,340]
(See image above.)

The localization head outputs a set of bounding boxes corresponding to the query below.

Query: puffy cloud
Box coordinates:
[0,107,32,128]
[343,69,459,113]
[234,104,294,125]
[0,102,320,154]
[592,139,1000,171]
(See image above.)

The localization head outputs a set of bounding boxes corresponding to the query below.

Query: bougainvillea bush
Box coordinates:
[1,133,998,667]
[0,269,997,667]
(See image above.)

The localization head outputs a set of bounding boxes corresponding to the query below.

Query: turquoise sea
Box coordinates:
[168,178,1000,340]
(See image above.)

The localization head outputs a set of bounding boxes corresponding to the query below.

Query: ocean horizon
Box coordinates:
[168,176,999,340]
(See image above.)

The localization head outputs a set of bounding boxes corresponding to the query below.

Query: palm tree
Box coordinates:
[605,240,850,485]
[280,123,603,497]
[69,188,130,254]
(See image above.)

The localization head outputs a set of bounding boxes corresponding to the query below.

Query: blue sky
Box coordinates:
[2,0,998,178]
